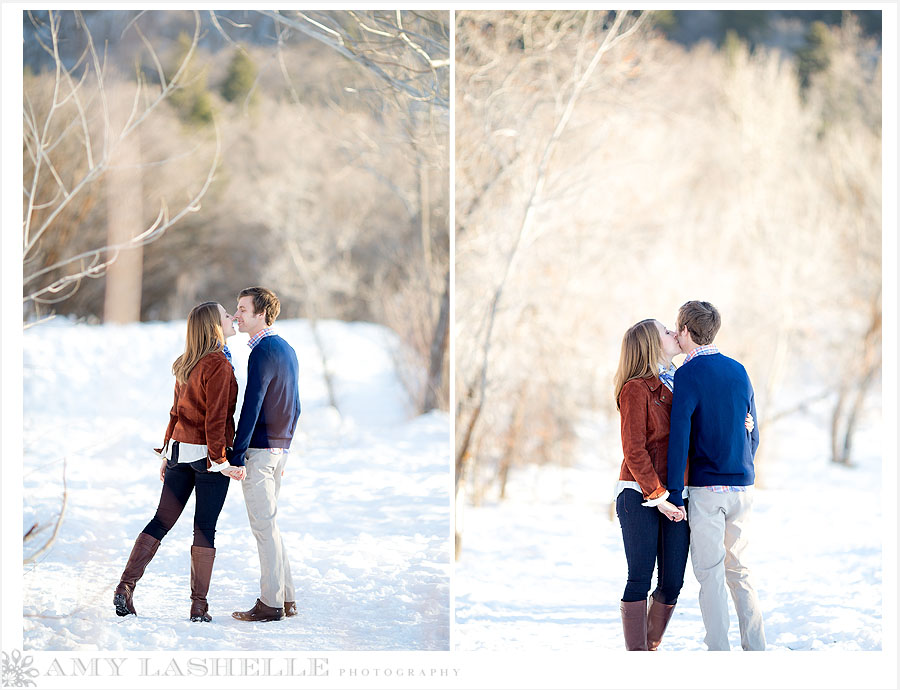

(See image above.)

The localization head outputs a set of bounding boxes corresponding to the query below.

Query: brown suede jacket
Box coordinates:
[161,350,237,465]
[617,375,687,501]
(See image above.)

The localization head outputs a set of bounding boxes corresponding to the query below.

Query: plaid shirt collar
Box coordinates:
[658,362,676,392]
[683,344,719,364]
[247,326,275,350]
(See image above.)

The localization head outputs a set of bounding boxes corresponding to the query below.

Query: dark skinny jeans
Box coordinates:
[142,455,230,548]
[616,488,690,604]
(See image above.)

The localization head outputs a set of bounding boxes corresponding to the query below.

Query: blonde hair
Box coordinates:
[172,302,225,385]
[613,319,663,409]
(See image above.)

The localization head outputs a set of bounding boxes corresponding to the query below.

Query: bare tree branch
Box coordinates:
[24,459,67,564]
[24,121,220,304]
[256,9,449,109]
[22,10,220,315]
[457,10,646,468]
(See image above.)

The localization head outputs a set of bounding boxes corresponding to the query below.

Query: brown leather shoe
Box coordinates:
[647,595,676,651]
[620,599,649,650]
[232,598,284,622]
[114,532,161,616]
[284,601,298,617]
[189,545,216,622]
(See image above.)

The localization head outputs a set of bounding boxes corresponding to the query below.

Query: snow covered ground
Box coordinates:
[22,318,450,651]
[454,397,887,654]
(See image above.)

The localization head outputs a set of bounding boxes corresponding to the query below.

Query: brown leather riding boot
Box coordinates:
[647,595,676,651]
[114,532,161,616]
[189,545,216,622]
[620,599,649,650]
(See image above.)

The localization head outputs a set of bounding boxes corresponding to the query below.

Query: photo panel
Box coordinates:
[9,7,451,663]
[452,8,895,681]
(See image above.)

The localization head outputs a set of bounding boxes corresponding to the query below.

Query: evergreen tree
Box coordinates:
[168,32,216,126]
[796,21,833,92]
[718,10,769,47]
[222,48,258,105]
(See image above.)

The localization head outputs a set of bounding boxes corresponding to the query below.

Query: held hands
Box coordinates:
[745,412,755,432]
[656,500,685,522]
[155,447,245,480]
[224,466,246,481]
[221,447,245,480]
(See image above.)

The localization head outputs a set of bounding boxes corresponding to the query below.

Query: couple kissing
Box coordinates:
[113,286,300,624]
[613,300,766,652]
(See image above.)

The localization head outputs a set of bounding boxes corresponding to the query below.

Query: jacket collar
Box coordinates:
[640,375,662,392]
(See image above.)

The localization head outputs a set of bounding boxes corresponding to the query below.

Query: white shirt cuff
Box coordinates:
[642,490,670,507]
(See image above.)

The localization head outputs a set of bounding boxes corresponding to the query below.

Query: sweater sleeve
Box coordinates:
[231,346,274,467]
[202,356,235,464]
[162,383,179,447]
[619,384,666,501]
[749,385,760,458]
[666,371,697,507]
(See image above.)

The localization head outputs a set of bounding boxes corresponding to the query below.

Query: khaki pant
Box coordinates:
[688,487,766,651]
[241,448,295,608]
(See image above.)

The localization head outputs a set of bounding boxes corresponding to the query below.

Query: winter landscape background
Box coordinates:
[454,396,887,653]
[452,9,892,667]
[21,318,450,651]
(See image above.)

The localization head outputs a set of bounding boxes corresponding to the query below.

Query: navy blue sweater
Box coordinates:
[666,352,759,507]
[231,334,301,467]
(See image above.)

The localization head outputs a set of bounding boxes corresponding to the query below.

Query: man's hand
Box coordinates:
[745,412,755,432]
[656,500,684,522]
[225,466,246,481]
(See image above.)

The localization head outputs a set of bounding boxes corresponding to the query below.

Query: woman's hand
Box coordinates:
[224,466,246,481]
[159,458,167,482]
[656,500,684,522]
[745,412,755,432]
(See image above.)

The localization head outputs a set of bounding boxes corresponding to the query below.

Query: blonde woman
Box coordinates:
[613,319,689,651]
[114,302,240,622]
[613,318,753,650]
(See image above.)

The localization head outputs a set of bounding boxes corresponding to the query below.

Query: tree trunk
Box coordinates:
[830,385,849,465]
[831,293,881,465]
[498,383,527,499]
[840,369,874,464]
[419,157,432,295]
[103,82,144,324]
[455,394,481,561]
[423,270,449,413]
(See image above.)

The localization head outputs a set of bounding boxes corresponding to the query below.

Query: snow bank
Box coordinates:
[455,398,884,652]
[22,318,450,651]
